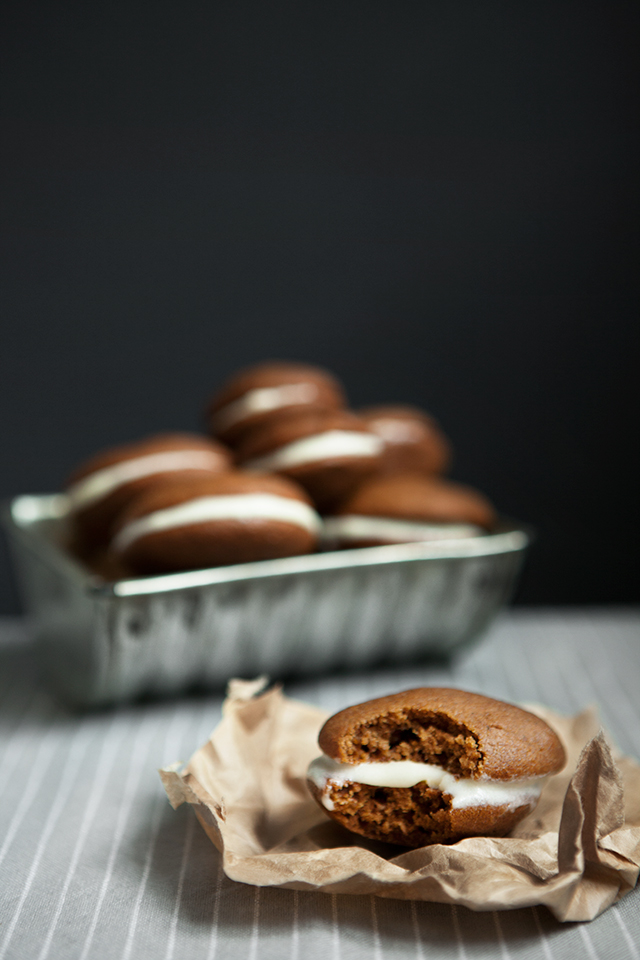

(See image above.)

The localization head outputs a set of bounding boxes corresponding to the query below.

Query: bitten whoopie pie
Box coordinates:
[359,405,452,477]
[235,409,386,512]
[109,471,321,574]
[66,433,232,552]
[307,688,565,847]
[206,361,347,446]
[321,473,496,549]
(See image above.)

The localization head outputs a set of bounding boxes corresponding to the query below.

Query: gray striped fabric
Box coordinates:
[0,610,639,960]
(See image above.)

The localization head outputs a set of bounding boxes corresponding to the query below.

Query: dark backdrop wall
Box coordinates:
[1,2,638,612]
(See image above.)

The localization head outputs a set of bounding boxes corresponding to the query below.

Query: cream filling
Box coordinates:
[113,493,321,552]
[210,383,321,432]
[308,755,544,812]
[245,430,384,472]
[68,450,226,510]
[321,515,482,545]
[369,418,427,444]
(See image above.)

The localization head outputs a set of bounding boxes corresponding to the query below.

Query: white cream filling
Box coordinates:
[321,515,482,545]
[113,493,321,552]
[68,450,226,510]
[210,383,321,432]
[245,430,384,472]
[369,418,427,444]
[308,755,544,812]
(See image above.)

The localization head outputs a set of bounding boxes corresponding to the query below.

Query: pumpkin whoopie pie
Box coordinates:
[206,361,347,446]
[66,433,232,552]
[321,473,496,549]
[307,688,565,847]
[359,404,452,477]
[235,409,386,511]
[109,471,321,574]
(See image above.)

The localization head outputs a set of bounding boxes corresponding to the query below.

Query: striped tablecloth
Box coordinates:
[1,609,639,960]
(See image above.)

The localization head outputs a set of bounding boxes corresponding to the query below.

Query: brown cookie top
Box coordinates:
[359,404,452,476]
[112,470,315,530]
[67,433,231,494]
[318,688,566,781]
[206,361,346,439]
[331,474,496,529]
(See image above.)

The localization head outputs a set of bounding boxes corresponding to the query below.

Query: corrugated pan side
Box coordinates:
[3,494,529,706]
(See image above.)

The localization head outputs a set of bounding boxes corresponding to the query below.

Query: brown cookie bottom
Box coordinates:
[115,519,316,575]
[308,779,533,847]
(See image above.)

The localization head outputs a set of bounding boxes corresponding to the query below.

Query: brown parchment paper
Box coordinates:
[160,679,640,922]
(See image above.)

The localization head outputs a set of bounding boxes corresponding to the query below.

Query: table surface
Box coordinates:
[1,609,639,960]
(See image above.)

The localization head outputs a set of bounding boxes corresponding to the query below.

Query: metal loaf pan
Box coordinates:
[3,494,530,707]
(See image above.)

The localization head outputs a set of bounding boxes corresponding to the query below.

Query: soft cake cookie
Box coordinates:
[109,472,321,574]
[66,433,232,551]
[321,473,496,549]
[307,688,565,847]
[235,409,385,512]
[359,405,452,477]
[206,361,346,445]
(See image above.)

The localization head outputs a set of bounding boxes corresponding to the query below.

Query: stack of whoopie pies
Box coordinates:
[64,361,497,577]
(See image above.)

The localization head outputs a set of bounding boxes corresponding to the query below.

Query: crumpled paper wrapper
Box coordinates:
[161,679,640,922]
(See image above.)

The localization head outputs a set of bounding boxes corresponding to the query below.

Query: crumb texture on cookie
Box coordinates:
[309,779,531,846]
[321,708,482,775]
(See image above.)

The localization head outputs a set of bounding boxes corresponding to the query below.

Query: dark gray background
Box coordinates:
[1,1,638,611]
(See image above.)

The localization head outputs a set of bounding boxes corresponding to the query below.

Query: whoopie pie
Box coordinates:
[307,687,565,847]
[235,409,387,512]
[109,471,321,574]
[321,473,496,549]
[66,433,232,551]
[206,361,346,445]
